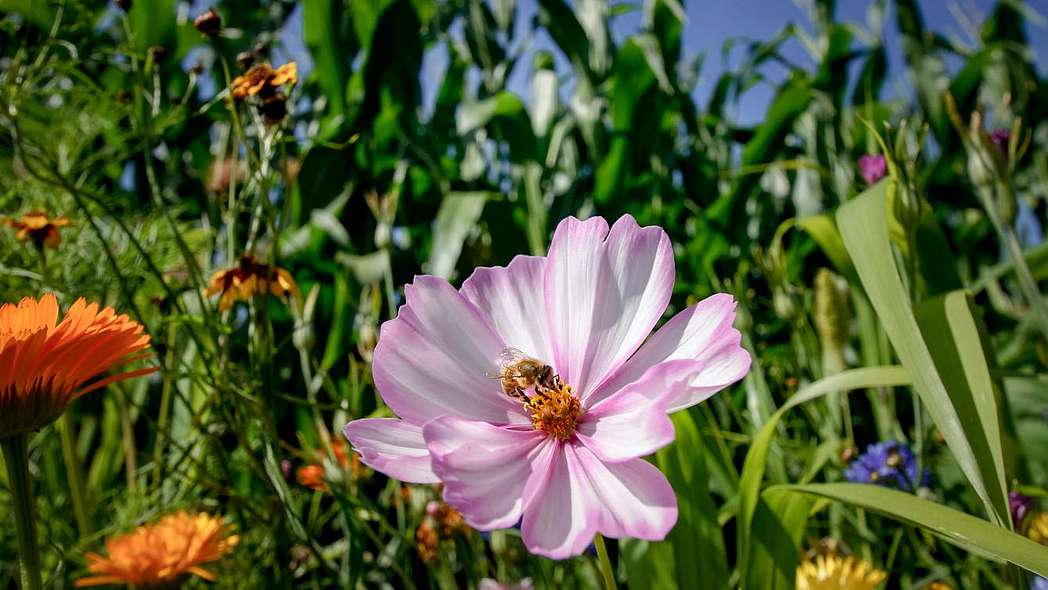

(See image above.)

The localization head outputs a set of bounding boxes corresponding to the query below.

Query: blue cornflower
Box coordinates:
[844,441,929,492]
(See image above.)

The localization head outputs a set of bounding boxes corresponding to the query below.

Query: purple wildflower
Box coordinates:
[858,154,887,186]
[1033,576,1048,590]
[843,441,929,492]
[1011,492,1035,531]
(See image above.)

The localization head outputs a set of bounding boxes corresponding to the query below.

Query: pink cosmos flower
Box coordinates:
[343,215,750,559]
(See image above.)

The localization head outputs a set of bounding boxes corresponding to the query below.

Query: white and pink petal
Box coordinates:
[590,293,750,412]
[461,255,553,363]
[343,418,439,484]
[371,276,524,426]
[544,216,674,399]
[424,416,549,530]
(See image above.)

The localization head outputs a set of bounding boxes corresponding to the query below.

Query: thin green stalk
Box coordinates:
[593,533,617,590]
[59,409,92,536]
[1,434,44,590]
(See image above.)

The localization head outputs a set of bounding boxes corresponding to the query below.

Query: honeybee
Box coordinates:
[488,348,554,401]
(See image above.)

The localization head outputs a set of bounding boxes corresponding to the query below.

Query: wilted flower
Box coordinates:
[1010,491,1034,531]
[344,215,750,558]
[76,511,239,588]
[479,579,535,590]
[193,7,222,37]
[2,211,73,250]
[858,154,887,186]
[844,441,929,492]
[416,520,439,563]
[1028,512,1048,546]
[116,0,132,10]
[231,63,297,100]
[0,294,154,438]
[796,554,886,590]
[205,254,299,311]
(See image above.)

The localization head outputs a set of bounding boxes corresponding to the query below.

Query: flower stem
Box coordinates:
[593,533,617,590]
[59,408,92,536]
[1,434,44,590]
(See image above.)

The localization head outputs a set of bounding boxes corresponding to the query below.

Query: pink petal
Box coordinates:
[570,445,678,540]
[372,276,525,425]
[460,255,553,363]
[520,442,678,559]
[589,293,751,412]
[423,416,548,530]
[343,419,439,484]
[519,441,597,559]
[544,216,674,399]
[575,359,703,462]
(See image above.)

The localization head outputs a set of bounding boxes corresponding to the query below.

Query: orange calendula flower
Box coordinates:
[204,254,300,311]
[0,294,154,439]
[231,62,297,99]
[796,554,886,590]
[296,464,328,492]
[2,211,73,249]
[76,511,239,588]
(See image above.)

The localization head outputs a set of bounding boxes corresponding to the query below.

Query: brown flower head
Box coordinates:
[204,254,300,311]
[2,211,73,249]
[193,7,222,37]
[231,63,297,100]
[0,295,154,439]
[76,511,239,588]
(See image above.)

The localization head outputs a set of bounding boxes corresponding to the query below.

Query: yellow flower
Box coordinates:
[76,511,239,588]
[1028,511,1048,545]
[2,211,73,249]
[796,554,886,590]
[204,254,300,311]
[231,62,297,99]
[0,294,154,438]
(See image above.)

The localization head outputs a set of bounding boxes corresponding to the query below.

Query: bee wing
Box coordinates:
[487,347,530,379]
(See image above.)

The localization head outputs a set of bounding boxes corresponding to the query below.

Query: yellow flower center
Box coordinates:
[524,375,581,439]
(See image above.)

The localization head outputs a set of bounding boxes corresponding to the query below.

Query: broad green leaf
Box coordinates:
[773,483,1048,577]
[426,192,489,279]
[736,366,911,588]
[837,181,1010,526]
[656,411,728,590]
[915,291,1007,511]
[748,489,814,590]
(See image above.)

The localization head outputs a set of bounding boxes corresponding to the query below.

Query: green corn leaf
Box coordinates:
[771,483,1048,577]
[427,192,489,280]
[837,181,1011,526]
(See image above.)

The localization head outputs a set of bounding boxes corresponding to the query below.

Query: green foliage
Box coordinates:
[1,0,1048,588]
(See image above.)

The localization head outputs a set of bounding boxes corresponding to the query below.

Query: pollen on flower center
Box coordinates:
[524,376,581,439]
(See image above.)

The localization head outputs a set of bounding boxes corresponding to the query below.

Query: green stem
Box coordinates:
[59,409,92,536]
[593,533,617,590]
[1,434,44,590]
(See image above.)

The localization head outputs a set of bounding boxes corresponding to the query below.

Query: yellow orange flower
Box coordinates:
[231,62,297,99]
[0,294,154,438]
[2,211,73,249]
[296,464,327,492]
[1028,511,1048,545]
[76,511,239,588]
[796,554,886,590]
[204,254,299,311]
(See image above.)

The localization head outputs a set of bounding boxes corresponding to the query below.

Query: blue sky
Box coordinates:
[418,0,1048,126]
